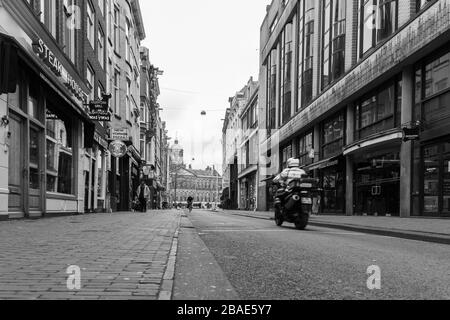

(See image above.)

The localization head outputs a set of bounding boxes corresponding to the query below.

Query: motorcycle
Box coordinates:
[272,177,319,230]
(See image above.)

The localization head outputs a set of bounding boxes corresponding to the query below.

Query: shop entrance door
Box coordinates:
[8,113,25,217]
[8,113,44,217]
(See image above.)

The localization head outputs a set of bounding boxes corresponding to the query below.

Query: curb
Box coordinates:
[157,216,181,300]
[221,211,450,245]
[308,222,450,245]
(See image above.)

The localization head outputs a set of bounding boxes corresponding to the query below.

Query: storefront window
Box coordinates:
[321,165,345,214]
[28,80,43,122]
[46,106,74,195]
[354,151,400,216]
[322,113,345,159]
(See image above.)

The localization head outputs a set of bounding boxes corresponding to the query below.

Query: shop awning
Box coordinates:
[0,33,18,94]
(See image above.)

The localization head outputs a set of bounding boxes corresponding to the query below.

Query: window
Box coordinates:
[63,0,76,63]
[28,80,42,120]
[113,6,120,51]
[98,0,104,15]
[140,133,145,160]
[322,113,345,159]
[270,15,279,34]
[125,19,131,63]
[46,105,74,195]
[87,1,95,48]
[322,0,346,89]
[267,49,277,132]
[417,0,433,12]
[98,26,105,69]
[359,0,398,56]
[87,64,95,102]
[126,78,131,121]
[415,50,450,125]
[302,0,315,105]
[281,144,293,169]
[297,0,315,109]
[297,132,314,167]
[280,21,294,126]
[114,70,120,115]
[355,80,401,140]
[39,0,57,38]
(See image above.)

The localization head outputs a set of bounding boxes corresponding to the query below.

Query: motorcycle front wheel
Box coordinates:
[274,207,283,227]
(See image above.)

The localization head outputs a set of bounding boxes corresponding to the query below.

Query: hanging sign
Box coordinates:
[108,140,127,158]
[402,127,420,142]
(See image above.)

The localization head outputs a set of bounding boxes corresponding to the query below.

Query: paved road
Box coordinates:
[175,210,450,300]
[0,211,181,300]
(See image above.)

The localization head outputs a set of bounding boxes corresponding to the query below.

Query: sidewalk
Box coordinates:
[216,209,450,245]
[0,210,181,300]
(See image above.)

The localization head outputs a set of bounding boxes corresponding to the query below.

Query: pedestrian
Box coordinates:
[136,181,151,213]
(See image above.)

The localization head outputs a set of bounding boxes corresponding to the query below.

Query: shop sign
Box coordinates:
[46,110,58,120]
[110,128,129,141]
[108,140,127,158]
[32,38,87,103]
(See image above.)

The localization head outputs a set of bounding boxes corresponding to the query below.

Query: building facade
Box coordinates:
[258,0,450,217]
[237,79,260,211]
[0,0,97,219]
[139,46,166,209]
[83,0,109,214]
[171,165,222,207]
[222,86,248,209]
[105,0,145,212]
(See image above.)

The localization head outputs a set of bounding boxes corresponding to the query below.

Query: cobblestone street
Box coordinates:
[0,211,181,300]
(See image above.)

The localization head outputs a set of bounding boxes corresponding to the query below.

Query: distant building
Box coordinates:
[171,165,222,206]
[222,77,258,210]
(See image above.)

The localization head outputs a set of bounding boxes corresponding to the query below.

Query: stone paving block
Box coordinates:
[0,211,181,300]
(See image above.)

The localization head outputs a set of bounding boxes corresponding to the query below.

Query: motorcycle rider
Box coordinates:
[273,158,307,207]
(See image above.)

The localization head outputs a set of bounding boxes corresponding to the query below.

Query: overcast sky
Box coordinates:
[140,0,268,173]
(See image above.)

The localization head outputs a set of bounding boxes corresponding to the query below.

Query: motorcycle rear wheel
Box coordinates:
[295,214,309,230]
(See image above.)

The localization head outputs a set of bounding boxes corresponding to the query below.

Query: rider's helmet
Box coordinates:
[287,158,300,168]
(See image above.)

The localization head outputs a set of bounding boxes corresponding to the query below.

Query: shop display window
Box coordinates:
[46,105,74,195]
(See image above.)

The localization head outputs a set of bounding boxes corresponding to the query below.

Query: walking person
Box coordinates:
[136,181,151,213]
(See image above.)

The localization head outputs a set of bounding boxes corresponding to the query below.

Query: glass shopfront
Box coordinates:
[319,159,345,214]
[413,45,450,217]
[354,149,400,216]
[421,141,450,217]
